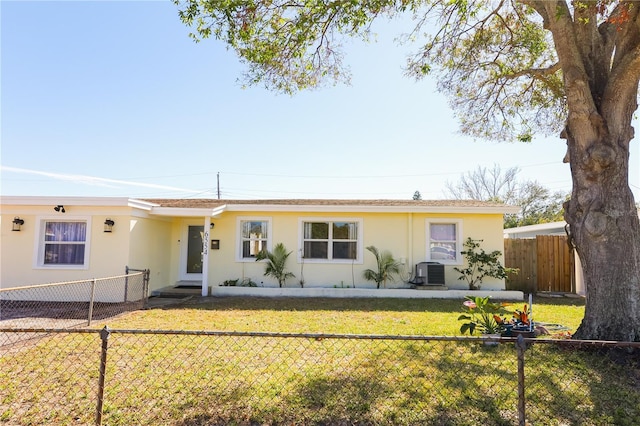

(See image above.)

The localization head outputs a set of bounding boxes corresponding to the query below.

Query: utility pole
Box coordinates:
[217,172,220,199]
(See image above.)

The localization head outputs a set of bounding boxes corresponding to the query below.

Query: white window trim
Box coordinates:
[298,217,364,264]
[235,216,272,262]
[34,216,92,270]
[426,218,463,265]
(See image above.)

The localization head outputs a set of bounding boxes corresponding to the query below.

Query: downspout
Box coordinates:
[202,216,210,296]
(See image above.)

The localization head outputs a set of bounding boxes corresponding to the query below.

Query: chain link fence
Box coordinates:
[1,328,638,425]
[0,269,149,334]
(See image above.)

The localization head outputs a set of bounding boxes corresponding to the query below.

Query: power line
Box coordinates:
[84,161,570,182]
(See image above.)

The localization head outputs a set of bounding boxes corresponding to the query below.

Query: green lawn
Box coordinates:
[5,295,639,426]
[110,295,586,336]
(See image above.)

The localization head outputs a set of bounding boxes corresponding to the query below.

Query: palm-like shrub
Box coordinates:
[255,243,295,287]
[362,245,402,289]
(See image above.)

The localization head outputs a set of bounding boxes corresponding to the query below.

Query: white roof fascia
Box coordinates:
[0,196,154,209]
[127,199,158,211]
[1,196,121,206]
[503,221,567,235]
[1,196,156,214]
[222,204,521,215]
[1,196,519,215]
[151,206,227,218]
[210,205,227,216]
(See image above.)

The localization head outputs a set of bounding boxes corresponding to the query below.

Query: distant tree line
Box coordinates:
[443,164,567,228]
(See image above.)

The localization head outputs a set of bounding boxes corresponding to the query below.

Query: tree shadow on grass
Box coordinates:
[165,294,584,315]
[173,339,520,426]
[524,344,640,425]
[173,297,470,314]
[136,337,637,426]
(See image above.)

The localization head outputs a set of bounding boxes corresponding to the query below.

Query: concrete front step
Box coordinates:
[151,285,202,298]
[174,280,203,289]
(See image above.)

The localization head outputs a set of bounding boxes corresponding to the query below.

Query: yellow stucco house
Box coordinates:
[1,196,521,298]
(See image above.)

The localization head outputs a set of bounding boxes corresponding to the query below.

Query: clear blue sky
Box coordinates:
[2,1,639,201]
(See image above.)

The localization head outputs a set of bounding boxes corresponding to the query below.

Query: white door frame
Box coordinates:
[179,221,204,282]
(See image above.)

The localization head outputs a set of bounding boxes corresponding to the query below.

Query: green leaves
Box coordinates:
[458,295,509,335]
[404,2,562,141]
[256,242,295,287]
[175,1,619,144]
[172,1,567,140]
[454,238,513,290]
[362,245,402,289]
[174,0,400,93]
[459,321,475,335]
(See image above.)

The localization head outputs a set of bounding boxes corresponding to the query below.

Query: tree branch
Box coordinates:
[520,0,551,29]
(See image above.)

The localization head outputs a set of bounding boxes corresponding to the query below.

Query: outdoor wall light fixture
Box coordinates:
[12,217,24,232]
[104,218,115,233]
[210,223,215,229]
[54,205,66,213]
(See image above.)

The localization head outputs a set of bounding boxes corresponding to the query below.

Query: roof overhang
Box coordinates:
[2,196,520,216]
[503,221,567,236]
[0,196,157,211]
[151,206,227,217]
[148,203,519,216]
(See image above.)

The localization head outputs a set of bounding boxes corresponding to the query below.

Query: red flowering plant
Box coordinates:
[499,302,534,336]
[458,296,510,335]
[513,304,532,329]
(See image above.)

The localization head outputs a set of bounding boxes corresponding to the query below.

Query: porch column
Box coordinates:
[407,213,414,271]
[202,216,210,296]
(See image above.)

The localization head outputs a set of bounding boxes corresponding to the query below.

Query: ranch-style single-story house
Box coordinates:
[1,196,521,298]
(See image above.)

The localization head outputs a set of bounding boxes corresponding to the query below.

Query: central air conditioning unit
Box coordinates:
[411,262,445,285]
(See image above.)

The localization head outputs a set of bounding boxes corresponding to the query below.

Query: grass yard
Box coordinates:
[108,295,586,336]
[4,296,639,425]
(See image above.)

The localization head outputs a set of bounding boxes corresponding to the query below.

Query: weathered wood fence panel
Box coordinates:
[536,235,572,293]
[504,235,573,294]
[504,238,537,294]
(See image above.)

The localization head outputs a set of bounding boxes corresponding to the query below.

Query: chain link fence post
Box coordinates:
[87,278,97,326]
[143,269,150,308]
[95,326,111,426]
[124,265,133,302]
[516,334,527,425]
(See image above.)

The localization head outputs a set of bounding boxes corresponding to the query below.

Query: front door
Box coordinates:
[181,225,204,281]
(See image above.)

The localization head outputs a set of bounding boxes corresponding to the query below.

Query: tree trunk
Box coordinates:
[564,114,640,342]
[542,1,640,342]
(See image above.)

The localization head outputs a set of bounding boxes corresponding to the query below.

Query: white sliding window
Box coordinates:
[300,218,362,263]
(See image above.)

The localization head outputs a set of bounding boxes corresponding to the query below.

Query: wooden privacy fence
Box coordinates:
[504,235,573,294]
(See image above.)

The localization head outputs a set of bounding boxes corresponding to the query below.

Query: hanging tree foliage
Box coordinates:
[174,0,640,342]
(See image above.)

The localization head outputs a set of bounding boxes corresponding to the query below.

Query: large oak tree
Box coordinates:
[174,0,640,341]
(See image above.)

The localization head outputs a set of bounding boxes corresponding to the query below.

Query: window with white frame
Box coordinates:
[237,218,271,260]
[427,220,462,264]
[301,219,361,262]
[38,220,89,267]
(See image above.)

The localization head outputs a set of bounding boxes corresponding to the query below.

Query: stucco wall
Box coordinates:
[1,205,131,288]
[447,213,506,289]
[203,210,507,291]
[127,215,173,293]
[1,201,509,293]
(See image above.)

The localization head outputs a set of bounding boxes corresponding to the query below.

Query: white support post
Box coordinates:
[202,217,210,296]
